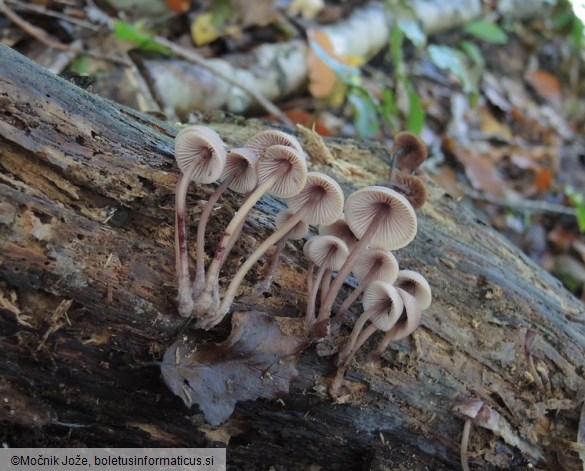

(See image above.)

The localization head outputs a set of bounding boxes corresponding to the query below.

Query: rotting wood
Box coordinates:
[1,45,584,470]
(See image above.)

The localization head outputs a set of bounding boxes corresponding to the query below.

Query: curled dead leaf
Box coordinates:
[161,311,307,426]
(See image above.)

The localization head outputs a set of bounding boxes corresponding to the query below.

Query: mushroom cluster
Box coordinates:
[171,125,432,397]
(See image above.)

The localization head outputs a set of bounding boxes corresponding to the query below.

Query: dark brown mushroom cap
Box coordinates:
[362,281,404,332]
[387,173,428,209]
[174,125,227,183]
[257,145,308,198]
[319,216,359,249]
[245,129,304,158]
[344,186,417,250]
[221,147,259,193]
[352,248,399,285]
[391,132,427,171]
[286,172,344,225]
[275,209,309,240]
[395,270,432,310]
[306,235,349,271]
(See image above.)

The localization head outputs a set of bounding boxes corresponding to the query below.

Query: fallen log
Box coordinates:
[1,44,584,470]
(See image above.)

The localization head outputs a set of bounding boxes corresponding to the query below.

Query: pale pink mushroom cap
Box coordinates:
[307,235,349,271]
[221,147,259,193]
[352,248,399,285]
[174,125,227,184]
[362,281,404,332]
[344,186,417,250]
[256,145,307,198]
[286,172,344,226]
[395,270,432,310]
[319,216,358,249]
[245,129,304,157]
[276,209,309,240]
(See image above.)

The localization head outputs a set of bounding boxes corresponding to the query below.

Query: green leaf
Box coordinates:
[404,81,425,133]
[396,18,426,48]
[428,44,474,94]
[463,20,508,44]
[113,20,171,56]
[458,39,485,68]
[577,203,585,233]
[348,89,380,139]
[380,87,399,131]
[390,27,405,77]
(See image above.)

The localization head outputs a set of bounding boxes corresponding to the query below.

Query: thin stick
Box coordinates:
[153,36,293,127]
[466,189,577,216]
[0,0,131,67]
[6,0,100,31]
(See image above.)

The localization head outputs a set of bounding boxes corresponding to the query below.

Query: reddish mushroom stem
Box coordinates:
[315,213,383,328]
[196,164,291,314]
[255,235,288,293]
[193,176,233,296]
[175,160,200,316]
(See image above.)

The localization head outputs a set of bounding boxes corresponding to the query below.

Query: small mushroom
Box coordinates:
[304,236,350,331]
[329,281,403,398]
[196,144,307,318]
[314,186,417,333]
[366,287,424,364]
[193,147,259,296]
[388,132,427,180]
[453,400,501,471]
[256,209,309,293]
[245,129,304,157]
[331,248,399,330]
[394,270,432,310]
[173,125,226,317]
[209,172,344,326]
[383,172,428,209]
[319,216,359,250]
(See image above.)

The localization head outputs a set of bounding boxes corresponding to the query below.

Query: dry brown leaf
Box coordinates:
[525,70,562,102]
[453,146,509,197]
[161,311,307,426]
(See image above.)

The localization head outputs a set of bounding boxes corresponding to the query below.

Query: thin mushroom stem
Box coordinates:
[174,160,199,316]
[320,269,332,300]
[255,235,288,293]
[306,264,330,328]
[316,210,384,327]
[212,210,307,325]
[306,261,315,301]
[460,419,472,471]
[197,166,289,313]
[330,321,376,398]
[331,268,377,330]
[193,176,233,296]
[388,147,405,182]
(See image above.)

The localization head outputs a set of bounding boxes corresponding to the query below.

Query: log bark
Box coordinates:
[1,44,584,470]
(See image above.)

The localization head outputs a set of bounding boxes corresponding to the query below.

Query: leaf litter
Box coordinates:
[161,311,307,426]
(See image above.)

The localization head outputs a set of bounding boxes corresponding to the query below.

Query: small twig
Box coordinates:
[465,188,578,217]
[0,0,131,67]
[153,36,293,127]
[5,0,100,31]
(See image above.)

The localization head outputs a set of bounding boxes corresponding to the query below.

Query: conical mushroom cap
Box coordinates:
[344,186,417,250]
[307,235,349,271]
[395,270,432,310]
[221,147,259,193]
[257,145,307,198]
[286,172,344,226]
[362,281,403,332]
[174,125,227,183]
[245,129,304,157]
[319,216,358,249]
[275,209,309,240]
[352,248,399,284]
